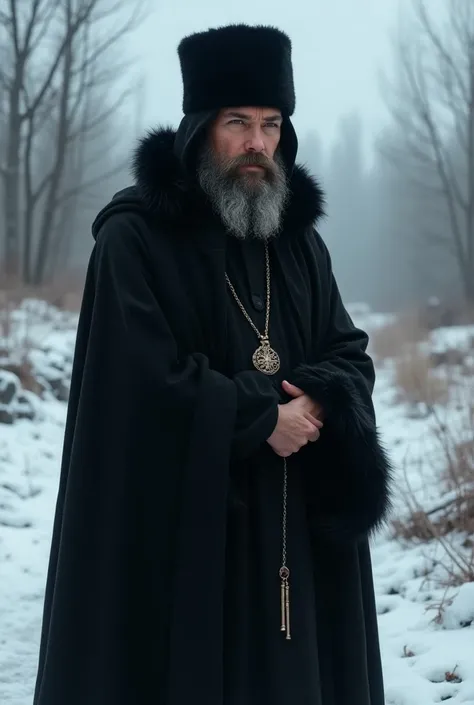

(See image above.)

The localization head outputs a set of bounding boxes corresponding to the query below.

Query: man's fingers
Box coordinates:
[282,380,305,398]
[304,412,323,429]
[306,421,321,442]
[304,415,321,442]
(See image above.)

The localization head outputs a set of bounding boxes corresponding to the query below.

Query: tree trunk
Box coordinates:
[464,246,474,303]
[3,77,22,282]
[22,193,34,285]
[33,35,73,286]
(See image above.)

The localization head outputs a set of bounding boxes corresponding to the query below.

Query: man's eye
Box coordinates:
[265,122,280,129]
[228,119,244,125]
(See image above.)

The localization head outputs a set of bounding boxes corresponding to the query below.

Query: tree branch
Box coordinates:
[415,0,469,106]
[67,86,133,142]
[22,0,48,57]
[22,0,100,121]
[7,0,20,58]
[402,33,467,244]
[68,7,144,79]
[54,159,129,207]
[29,0,63,56]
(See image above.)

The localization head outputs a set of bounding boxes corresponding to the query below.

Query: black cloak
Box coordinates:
[32,124,392,705]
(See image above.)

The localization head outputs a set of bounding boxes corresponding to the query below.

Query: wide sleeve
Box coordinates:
[288,230,393,542]
[94,215,279,460]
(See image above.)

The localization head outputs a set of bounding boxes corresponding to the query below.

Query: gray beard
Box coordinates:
[197,146,289,241]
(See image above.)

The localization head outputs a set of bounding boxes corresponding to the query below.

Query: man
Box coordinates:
[33,24,392,705]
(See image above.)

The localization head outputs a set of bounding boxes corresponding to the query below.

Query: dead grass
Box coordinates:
[392,390,474,585]
[0,268,85,312]
[393,344,449,407]
[1,292,52,395]
[371,312,429,362]
[1,360,44,396]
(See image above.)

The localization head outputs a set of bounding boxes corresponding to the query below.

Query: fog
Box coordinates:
[135,0,394,159]
[1,0,472,313]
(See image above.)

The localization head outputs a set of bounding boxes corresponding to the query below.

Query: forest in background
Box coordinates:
[1,0,474,314]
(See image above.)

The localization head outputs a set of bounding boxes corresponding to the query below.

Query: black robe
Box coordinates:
[33,127,392,705]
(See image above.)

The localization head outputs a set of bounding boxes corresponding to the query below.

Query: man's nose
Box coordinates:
[244,127,265,153]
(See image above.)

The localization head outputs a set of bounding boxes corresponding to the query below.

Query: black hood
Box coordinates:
[92,123,325,239]
[173,110,299,178]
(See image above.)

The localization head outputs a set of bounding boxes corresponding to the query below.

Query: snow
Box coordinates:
[1,303,473,704]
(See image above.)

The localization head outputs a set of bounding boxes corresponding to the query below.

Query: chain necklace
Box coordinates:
[225,242,291,640]
[225,242,280,376]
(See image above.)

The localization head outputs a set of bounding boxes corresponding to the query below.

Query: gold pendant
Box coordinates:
[252,338,280,375]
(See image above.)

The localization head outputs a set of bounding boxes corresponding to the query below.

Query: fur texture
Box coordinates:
[291,364,394,541]
[131,127,325,231]
[178,25,295,115]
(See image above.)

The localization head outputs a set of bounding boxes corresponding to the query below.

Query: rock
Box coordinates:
[405,402,431,419]
[0,370,21,423]
[0,408,14,424]
[419,297,457,330]
[49,377,69,402]
[0,368,40,423]
[16,393,36,420]
[1,361,43,395]
[430,349,466,367]
[0,378,17,405]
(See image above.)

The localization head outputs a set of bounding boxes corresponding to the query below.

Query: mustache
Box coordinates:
[224,152,277,174]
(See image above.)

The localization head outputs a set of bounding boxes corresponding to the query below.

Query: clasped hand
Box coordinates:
[267,380,324,458]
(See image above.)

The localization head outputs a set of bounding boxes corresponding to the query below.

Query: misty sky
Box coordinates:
[132,0,401,162]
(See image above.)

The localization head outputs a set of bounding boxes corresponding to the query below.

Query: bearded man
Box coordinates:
[33,24,392,705]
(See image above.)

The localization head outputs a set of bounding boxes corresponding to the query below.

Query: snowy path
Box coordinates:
[1,314,473,704]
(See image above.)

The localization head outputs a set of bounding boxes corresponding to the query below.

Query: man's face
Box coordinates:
[209,106,282,179]
[197,106,289,241]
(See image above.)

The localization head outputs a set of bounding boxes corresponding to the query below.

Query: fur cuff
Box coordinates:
[291,364,393,542]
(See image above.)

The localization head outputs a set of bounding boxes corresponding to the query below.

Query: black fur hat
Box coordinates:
[178,24,296,116]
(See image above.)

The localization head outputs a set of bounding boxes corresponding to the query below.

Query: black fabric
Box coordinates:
[33,126,392,705]
[178,24,296,116]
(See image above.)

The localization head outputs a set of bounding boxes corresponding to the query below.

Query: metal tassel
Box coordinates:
[279,566,291,639]
[280,577,286,632]
[285,581,291,640]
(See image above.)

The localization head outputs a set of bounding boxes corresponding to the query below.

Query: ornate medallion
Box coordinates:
[252,339,281,375]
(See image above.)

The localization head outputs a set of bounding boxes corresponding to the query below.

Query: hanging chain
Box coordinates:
[225,242,289,635]
[279,457,291,640]
[281,457,288,569]
[224,242,270,341]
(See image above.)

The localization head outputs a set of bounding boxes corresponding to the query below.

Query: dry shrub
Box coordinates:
[393,344,449,407]
[392,391,474,585]
[0,267,84,312]
[1,292,35,362]
[370,312,428,362]
[445,301,474,327]
[1,360,44,396]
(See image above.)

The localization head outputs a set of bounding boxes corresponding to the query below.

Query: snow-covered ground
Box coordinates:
[0,302,473,704]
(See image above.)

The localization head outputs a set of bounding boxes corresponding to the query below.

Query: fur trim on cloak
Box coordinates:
[290,365,393,541]
[131,126,326,231]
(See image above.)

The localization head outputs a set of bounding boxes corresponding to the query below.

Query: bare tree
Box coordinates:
[382,0,474,304]
[0,0,146,286]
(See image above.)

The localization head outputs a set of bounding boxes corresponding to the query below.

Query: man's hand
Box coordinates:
[281,380,324,421]
[267,381,324,458]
